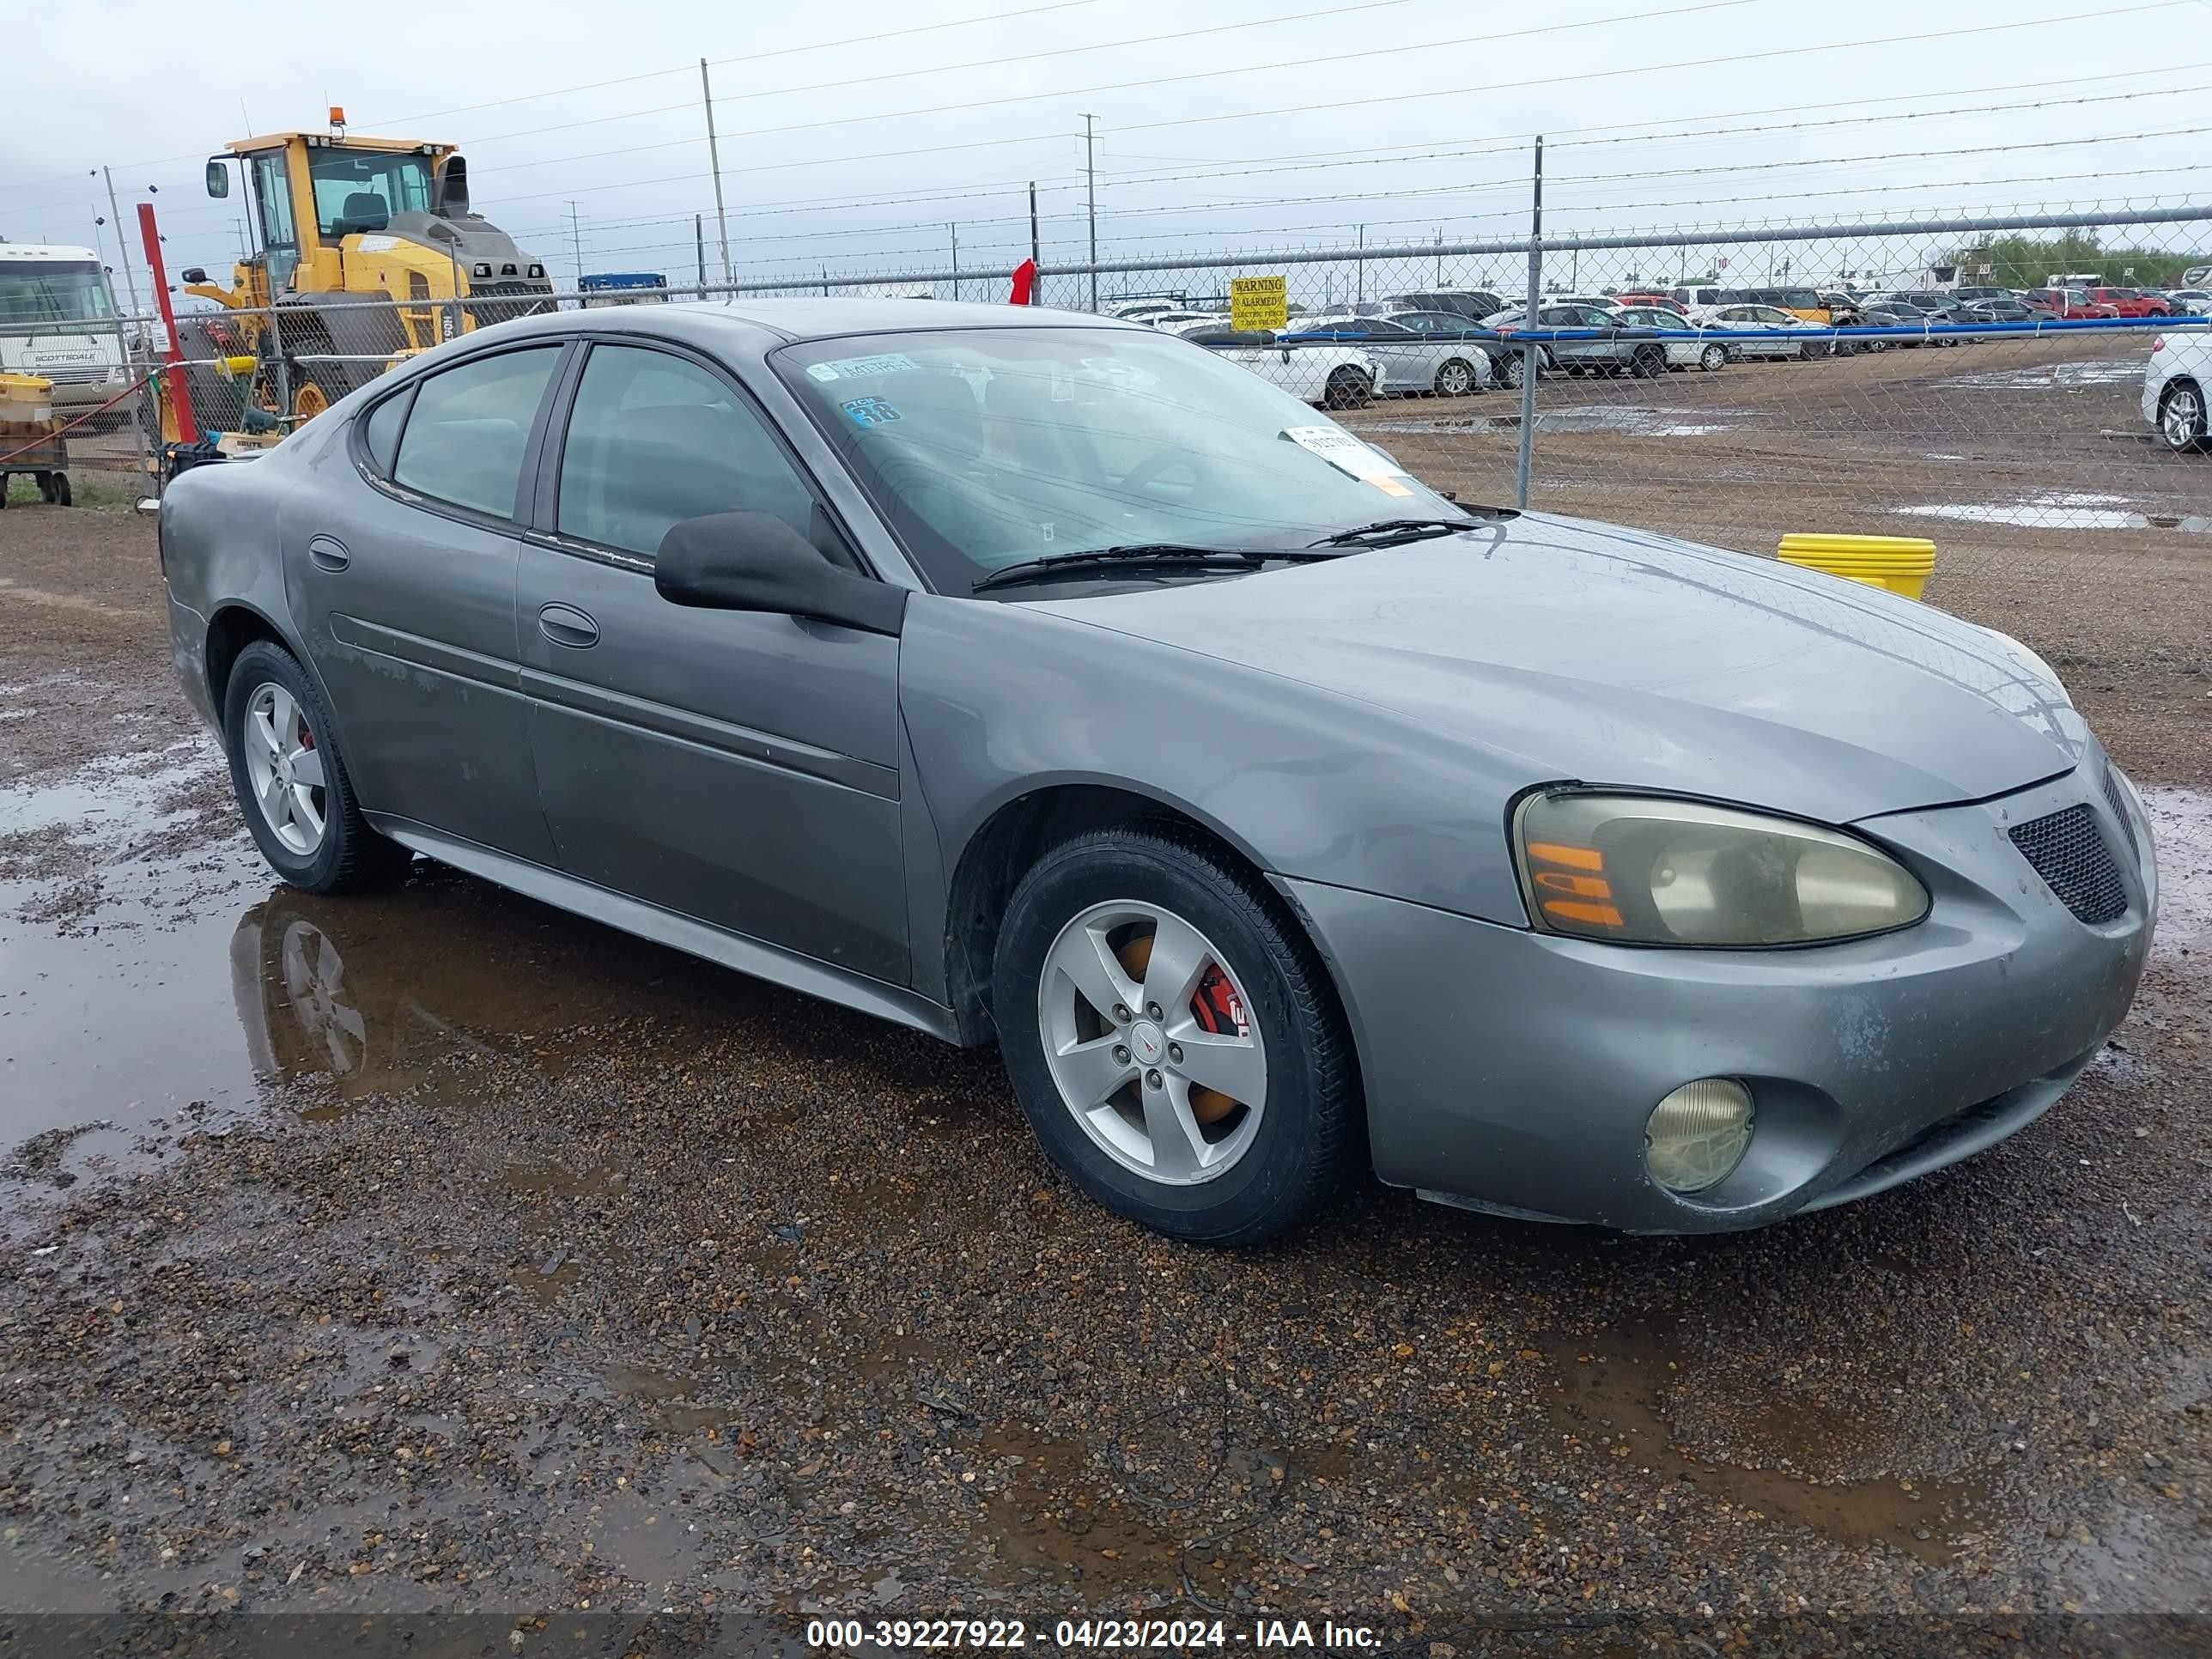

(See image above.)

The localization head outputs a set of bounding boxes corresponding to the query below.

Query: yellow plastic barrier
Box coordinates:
[1776,533,1937,602]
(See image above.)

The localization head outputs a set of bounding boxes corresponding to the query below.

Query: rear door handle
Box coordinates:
[307,535,349,572]
[538,602,599,648]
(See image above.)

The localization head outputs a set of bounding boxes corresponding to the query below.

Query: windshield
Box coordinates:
[0,260,115,325]
[307,148,434,238]
[776,326,1459,594]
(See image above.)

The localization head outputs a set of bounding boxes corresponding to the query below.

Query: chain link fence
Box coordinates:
[9,206,2209,580]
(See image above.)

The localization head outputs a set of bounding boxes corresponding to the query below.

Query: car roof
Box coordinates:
[464,297,1141,354]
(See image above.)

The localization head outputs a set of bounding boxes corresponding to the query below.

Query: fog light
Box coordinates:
[1645,1079,1753,1194]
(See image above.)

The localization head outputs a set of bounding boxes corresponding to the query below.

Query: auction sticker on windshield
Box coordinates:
[1284,426,1414,496]
[805,353,921,382]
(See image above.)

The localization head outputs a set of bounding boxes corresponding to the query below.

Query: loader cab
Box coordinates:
[209,131,452,298]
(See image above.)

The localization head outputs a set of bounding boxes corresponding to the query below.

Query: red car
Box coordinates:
[1613,292,1686,314]
[2042,289,2122,319]
[2085,286,2172,318]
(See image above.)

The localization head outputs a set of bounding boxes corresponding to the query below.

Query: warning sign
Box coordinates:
[1229,275,1289,331]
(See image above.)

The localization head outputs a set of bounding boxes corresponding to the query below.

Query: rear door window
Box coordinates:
[392,347,562,520]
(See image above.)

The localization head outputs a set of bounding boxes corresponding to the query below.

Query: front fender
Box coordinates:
[898,593,1531,933]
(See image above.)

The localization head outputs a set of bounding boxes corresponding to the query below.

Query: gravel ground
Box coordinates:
[3,398,2211,1657]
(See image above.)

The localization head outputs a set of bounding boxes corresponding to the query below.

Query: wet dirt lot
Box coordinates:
[4,392,2212,1655]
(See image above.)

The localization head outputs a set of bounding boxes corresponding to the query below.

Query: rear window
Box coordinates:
[392,347,562,520]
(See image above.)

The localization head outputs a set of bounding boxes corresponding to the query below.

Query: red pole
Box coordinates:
[137,202,197,444]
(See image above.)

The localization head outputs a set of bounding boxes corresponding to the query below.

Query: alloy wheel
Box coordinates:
[1036,900,1267,1186]
[241,681,329,857]
[2162,385,2204,452]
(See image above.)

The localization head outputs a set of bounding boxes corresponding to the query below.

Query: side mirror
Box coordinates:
[432,155,471,218]
[180,267,209,285]
[204,160,229,199]
[655,514,906,637]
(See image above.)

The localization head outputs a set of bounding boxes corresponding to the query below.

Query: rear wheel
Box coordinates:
[1433,357,1478,397]
[222,641,410,893]
[1631,345,1666,379]
[1802,339,1831,361]
[1698,343,1727,373]
[1322,367,1372,410]
[993,827,1358,1244]
[2159,380,2207,453]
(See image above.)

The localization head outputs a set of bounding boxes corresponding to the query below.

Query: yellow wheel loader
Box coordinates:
[177,110,553,427]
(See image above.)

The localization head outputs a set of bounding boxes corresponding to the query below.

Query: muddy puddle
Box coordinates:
[1537,1320,1989,1568]
[1367,404,1747,439]
[1896,492,2212,533]
[1945,359,2148,392]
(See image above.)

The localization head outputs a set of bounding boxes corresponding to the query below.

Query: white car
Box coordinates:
[1277,313,1493,397]
[1162,319,1385,408]
[2160,289,2212,317]
[1688,303,1835,361]
[1136,309,1230,331]
[2143,329,2210,452]
[1612,305,1729,373]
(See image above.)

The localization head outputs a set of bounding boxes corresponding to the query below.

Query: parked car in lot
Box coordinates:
[1961,298,2041,325]
[2041,289,2121,320]
[1164,321,1383,408]
[2162,289,2212,316]
[2144,329,2211,452]
[1276,313,1492,397]
[1692,303,1835,360]
[2087,287,2171,318]
[1133,309,1228,331]
[156,299,2155,1243]
[1480,302,1663,383]
[1613,292,1688,314]
[1377,289,1506,323]
[1859,300,1962,348]
[1612,304,1729,371]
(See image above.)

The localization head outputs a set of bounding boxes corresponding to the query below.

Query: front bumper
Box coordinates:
[1284,763,2154,1232]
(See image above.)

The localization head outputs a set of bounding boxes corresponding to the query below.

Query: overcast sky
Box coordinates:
[5,0,2205,303]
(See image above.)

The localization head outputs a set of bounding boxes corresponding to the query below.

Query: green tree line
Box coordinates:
[1948,232,2207,289]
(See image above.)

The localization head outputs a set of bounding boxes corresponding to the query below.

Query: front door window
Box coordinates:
[252,154,299,294]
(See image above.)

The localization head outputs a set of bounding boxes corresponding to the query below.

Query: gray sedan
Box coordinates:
[159,301,2153,1243]
[1274,313,1492,396]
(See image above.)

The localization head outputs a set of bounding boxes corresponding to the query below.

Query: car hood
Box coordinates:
[1030,514,2087,823]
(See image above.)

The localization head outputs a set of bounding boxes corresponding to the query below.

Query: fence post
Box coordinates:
[109,310,155,489]
[1516,136,1544,511]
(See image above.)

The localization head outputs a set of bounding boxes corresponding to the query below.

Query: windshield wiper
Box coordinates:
[971,543,1342,593]
[1308,517,1486,549]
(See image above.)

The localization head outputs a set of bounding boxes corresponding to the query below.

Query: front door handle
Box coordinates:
[538,602,599,648]
[307,535,349,573]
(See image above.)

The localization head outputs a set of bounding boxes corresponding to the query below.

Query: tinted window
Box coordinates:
[361,389,409,475]
[392,347,561,519]
[557,343,815,559]
[1362,319,1414,337]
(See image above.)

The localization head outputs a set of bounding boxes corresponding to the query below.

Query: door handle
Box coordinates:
[538,602,599,648]
[307,535,349,573]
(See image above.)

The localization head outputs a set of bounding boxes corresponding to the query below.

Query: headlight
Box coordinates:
[1515,792,1929,946]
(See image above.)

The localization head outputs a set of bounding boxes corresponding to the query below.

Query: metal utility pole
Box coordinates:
[1029,182,1040,279]
[1516,135,1543,512]
[1435,228,1443,286]
[1357,223,1366,303]
[950,223,960,302]
[700,58,734,289]
[1080,113,1099,312]
[567,202,585,295]
[695,214,706,296]
[101,168,143,319]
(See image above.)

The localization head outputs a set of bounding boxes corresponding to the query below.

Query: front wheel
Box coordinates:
[1802,340,1831,361]
[1631,346,1666,379]
[1322,367,1372,410]
[223,640,410,893]
[2160,380,2207,453]
[1433,357,1478,397]
[993,827,1359,1244]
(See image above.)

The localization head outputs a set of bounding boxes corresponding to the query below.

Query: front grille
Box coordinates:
[29,365,104,385]
[2101,763,2138,863]
[465,280,556,329]
[2009,804,2127,924]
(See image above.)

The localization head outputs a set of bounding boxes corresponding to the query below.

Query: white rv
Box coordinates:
[0,244,130,419]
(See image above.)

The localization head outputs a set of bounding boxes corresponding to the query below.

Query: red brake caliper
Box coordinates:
[1188,968,1247,1123]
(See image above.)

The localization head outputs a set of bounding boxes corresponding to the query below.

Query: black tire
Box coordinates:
[1698,343,1727,373]
[1322,367,1372,410]
[36,472,70,506]
[993,826,1360,1245]
[1802,340,1831,361]
[1631,345,1665,379]
[222,640,410,894]
[2159,380,2207,453]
